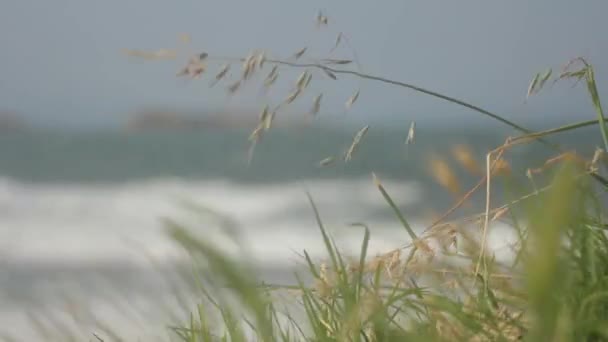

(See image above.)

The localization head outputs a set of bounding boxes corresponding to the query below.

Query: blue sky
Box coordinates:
[0,0,607,129]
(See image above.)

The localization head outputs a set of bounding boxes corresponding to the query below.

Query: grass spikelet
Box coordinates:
[490,207,509,222]
[248,124,264,142]
[344,125,369,162]
[413,239,434,259]
[292,47,308,60]
[429,155,461,195]
[491,157,511,177]
[256,51,266,69]
[264,67,279,88]
[295,71,309,89]
[258,105,270,123]
[321,59,353,65]
[451,144,481,175]
[554,58,588,85]
[316,10,328,28]
[190,65,205,78]
[527,73,540,98]
[264,110,275,130]
[405,121,416,145]
[285,88,302,104]
[345,89,360,110]
[322,68,337,80]
[241,53,256,80]
[318,156,335,167]
[210,64,230,87]
[189,64,206,78]
[266,65,278,79]
[436,226,458,251]
[255,104,275,131]
[527,68,553,99]
[590,147,605,172]
[304,73,313,88]
[311,94,323,116]
[247,55,257,76]
[537,68,552,90]
[176,53,209,78]
[330,32,342,53]
[227,80,241,94]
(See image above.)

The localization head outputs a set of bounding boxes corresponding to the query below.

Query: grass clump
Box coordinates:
[165,153,606,341]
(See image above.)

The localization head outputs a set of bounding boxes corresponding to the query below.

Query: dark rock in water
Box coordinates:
[124,108,310,132]
[0,111,28,133]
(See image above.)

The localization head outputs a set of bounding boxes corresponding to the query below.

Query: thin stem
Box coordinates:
[213,55,563,150]
[511,117,608,142]
[266,60,550,142]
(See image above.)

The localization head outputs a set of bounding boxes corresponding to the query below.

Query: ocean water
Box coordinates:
[0,124,601,339]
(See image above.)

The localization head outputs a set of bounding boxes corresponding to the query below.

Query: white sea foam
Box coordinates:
[0,176,429,266]
[0,176,520,339]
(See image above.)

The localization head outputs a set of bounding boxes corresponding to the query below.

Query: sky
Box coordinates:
[0,0,607,130]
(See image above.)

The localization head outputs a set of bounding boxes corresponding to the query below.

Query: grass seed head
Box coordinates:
[322,68,338,80]
[264,70,279,88]
[429,155,461,195]
[285,88,302,104]
[311,94,323,116]
[227,80,241,94]
[345,89,360,110]
[214,64,230,80]
[316,10,328,27]
[318,156,335,167]
[345,125,369,162]
[256,51,266,69]
[491,157,511,177]
[452,144,481,175]
[330,32,343,53]
[264,110,276,130]
[292,47,307,60]
[405,121,416,145]
[295,71,308,89]
[303,72,313,89]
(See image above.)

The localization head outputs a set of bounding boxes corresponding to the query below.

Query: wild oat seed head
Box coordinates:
[292,47,307,60]
[405,121,416,145]
[285,88,302,104]
[318,156,335,167]
[345,89,360,110]
[295,71,308,89]
[311,94,323,116]
[227,80,241,94]
[429,156,461,195]
[345,125,369,162]
[452,144,481,175]
[322,68,337,80]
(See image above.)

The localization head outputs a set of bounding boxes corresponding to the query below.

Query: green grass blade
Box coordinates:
[372,173,417,241]
[351,223,371,300]
[585,66,608,151]
[524,161,580,341]
[305,191,339,276]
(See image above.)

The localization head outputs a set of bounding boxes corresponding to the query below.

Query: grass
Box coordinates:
[16,10,608,342]
[148,30,607,341]
[163,153,607,341]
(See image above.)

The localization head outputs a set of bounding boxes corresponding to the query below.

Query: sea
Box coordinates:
[0,122,602,340]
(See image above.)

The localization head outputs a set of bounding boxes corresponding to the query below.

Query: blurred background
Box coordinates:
[0,0,607,339]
